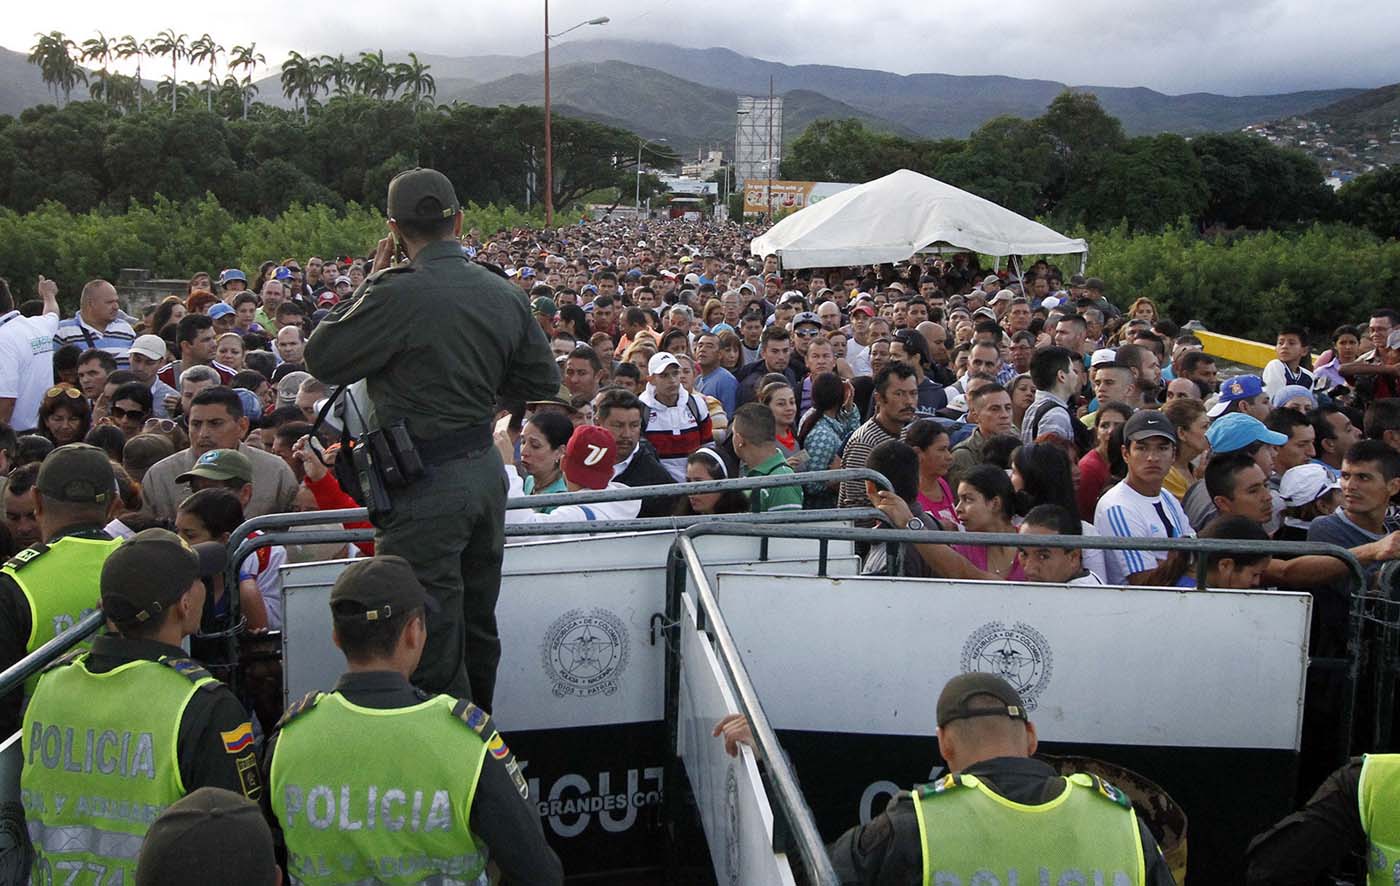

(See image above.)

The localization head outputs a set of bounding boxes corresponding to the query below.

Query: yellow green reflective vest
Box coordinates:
[21,653,215,885]
[1,534,122,696]
[269,690,491,886]
[1360,754,1400,886]
[913,771,1146,886]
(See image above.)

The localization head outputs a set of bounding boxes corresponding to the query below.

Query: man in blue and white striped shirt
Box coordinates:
[52,280,135,369]
[1094,410,1195,585]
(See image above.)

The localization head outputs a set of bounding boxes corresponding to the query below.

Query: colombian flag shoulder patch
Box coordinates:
[221,722,255,754]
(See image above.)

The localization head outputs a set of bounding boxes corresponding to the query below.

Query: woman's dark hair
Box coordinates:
[903,418,950,451]
[557,304,589,339]
[1012,442,1077,517]
[84,425,126,462]
[957,464,1016,522]
[980,433,1022,471]
[1332,324,1360,344]
[524,410,574,451]
[1106,421,1128,481]
[149,296,184,337]
[177,487,245,538]
[659,328,690,354]
[672,450,749,516]
[38,385,92,445]
[798,373,845,443]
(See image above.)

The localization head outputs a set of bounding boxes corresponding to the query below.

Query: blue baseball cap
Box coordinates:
[273,267,294,281]
[208,303,235,320]
[1206,412,1287,454]
[1207,374,1264,418]
[218,268,247,284]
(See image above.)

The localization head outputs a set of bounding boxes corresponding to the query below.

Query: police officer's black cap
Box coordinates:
[135,787,276,886]
[329,555,440,621]
[936,673,1029,727]
[386,168,462,222]
[36,443,116,505]
[101,529,227,626]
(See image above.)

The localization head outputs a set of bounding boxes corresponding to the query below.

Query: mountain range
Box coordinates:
[0,39,1373,158]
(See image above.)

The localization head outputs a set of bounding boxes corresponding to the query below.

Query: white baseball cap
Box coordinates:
[1090,348,1118,368]
[648,352,681,376]
[1278,463,1340,508]
[129,334,167,362]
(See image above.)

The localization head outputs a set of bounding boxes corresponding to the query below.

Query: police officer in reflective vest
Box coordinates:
[828,673,1176,886]
[21,529,260,884]
[263,556,562,885]
[1246,753,1400,885]
[0,443,123,735]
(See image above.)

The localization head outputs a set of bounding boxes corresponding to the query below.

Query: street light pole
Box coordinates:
[543,7,609,228]
[544,0,552,227]
[635,137,667,217]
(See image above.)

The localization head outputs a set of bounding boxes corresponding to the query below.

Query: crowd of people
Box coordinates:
[1,210,1398,884]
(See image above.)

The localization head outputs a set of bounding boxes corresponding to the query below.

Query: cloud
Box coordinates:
[3,0,1397,95]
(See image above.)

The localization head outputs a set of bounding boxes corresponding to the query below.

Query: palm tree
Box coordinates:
[148,29,188,112]
[399,52,435,106]
[354,50,391,100]
[319,54,353,98]
[27,32,87,106]
[281,51,317,121]
[114,35,146,111]
[97,73,142,112]
[189,34,223,112]
[81,32,115,106]
[228,43,265,119]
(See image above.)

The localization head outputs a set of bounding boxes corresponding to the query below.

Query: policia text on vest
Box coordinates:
[270,692,493,885]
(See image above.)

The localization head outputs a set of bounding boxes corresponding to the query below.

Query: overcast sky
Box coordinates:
[4,0,1398,96]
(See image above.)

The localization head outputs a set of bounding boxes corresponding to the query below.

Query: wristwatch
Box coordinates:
[905,517,925,531]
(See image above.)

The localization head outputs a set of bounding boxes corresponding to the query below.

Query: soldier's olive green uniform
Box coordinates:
[304,235,558,708]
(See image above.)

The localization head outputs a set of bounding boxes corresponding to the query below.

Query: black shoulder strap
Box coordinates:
[4,543,51,572]
[275,691,324,730]
[450,697,494,739]
[308,385,349,443]
[157,655,217,688]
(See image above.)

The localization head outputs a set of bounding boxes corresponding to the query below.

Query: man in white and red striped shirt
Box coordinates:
[640,352,713,482]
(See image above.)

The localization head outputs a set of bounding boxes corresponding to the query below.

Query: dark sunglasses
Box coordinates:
[109,405,148,420]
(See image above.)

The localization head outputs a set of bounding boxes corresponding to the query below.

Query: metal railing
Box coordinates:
[664,522,1374,820]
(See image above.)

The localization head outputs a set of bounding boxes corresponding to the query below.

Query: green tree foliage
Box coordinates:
[0,98,658,218]
[1190,132,1336,229]
[1336,166,1400,239]
[1079,135,1209,232]
[782,92,1333,234]
[0,196,579,312]
[1072,221,1399,340]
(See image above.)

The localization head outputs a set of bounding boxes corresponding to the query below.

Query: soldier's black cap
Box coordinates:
[936,673,1029,727]
[386,168,461,222]
[329,555,440,621]
[36,443,116,505]
[102,529,227,626]
[136,787,276,886]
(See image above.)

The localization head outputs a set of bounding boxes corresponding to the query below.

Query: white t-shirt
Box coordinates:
[1093,480,1194,585]
[0,311,59,431]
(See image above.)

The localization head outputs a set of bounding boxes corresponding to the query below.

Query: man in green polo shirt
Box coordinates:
[731,403,804,513]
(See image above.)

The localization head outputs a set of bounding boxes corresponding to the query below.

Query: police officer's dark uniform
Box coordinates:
[261,557,563,885]
[303,168,559,709]
[1246,753,1400,885]
[828,674,1177,886]
[21,529,260,883]
[0,443,123,736]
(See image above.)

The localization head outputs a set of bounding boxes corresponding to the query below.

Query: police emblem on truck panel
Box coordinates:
[960,621,1054,711]
[541,608,630,697]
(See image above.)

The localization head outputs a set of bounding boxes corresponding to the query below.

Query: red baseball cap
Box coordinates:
[562,426,616,490]
[850,304,875,317]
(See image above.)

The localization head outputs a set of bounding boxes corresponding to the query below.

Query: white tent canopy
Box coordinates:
[748,169,1088,269]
